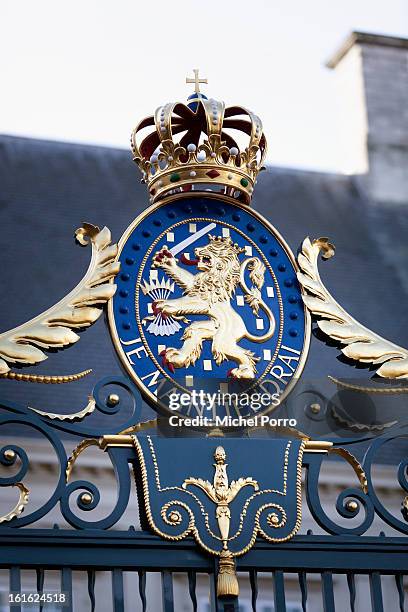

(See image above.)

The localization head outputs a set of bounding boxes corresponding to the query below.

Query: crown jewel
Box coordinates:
[131,71,267,205]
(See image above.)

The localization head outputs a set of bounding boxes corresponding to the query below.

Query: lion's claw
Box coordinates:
[152,245,175,269]
[152,301,168,319]
[160,349,175,373]
[227,365,255,379]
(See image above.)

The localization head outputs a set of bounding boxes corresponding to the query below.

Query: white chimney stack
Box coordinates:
[328,31,408,205]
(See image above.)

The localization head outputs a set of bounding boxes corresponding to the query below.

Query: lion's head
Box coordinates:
[189,235,245,302]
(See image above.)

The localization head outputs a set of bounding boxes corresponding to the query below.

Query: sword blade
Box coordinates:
[169,222,217,256]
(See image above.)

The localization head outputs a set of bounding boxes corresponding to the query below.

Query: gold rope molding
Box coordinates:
[0,368,92,384]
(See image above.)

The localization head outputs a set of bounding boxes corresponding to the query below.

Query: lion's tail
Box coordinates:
[240,258,276,343]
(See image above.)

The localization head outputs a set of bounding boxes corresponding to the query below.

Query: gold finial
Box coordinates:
[186,69,208,94]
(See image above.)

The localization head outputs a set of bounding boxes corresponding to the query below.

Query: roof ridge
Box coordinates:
[0,133,127,154]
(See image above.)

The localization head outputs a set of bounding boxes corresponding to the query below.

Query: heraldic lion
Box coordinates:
[151,235,276,379]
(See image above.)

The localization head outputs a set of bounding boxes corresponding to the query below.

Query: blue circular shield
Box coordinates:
[109,195,310,418]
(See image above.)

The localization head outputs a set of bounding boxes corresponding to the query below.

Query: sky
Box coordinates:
[1,0,407,172]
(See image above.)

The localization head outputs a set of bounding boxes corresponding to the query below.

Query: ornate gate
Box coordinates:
[1,385,408,611]
[1,74,408,611]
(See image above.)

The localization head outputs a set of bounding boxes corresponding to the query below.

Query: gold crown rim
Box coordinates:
[148,166,255,204]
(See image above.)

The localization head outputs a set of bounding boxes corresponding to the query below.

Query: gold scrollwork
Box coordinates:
[266,508,287,529]
[331,402,397,432]
[219,441,291,545]
[182,445,260,597]
[140,435,220,547]
[160,503,184,526]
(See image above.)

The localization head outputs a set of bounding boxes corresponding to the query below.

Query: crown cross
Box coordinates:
[186,69,208,94]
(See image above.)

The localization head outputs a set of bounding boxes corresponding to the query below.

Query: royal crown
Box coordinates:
[131,70,267,205]
[207,234,246,256]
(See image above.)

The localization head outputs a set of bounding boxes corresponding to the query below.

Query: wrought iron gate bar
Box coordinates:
[272,570,286,611]
[321,571,335,612]
[161,571,175,612]
[369,572,384,612]
[138,570,147,612]
[395,573,405,612]
[187,569,198,612]
[249,568,258,611]
[112,568,125,612]
[298,571,307,612]
[347,571,356,612]
[9,567,21,612]
[61,567,73,612]
[87,569,95,612]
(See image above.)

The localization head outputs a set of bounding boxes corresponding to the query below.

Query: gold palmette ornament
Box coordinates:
[183,446,259,596]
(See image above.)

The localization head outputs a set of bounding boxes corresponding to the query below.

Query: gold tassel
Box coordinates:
[217,551,239,597]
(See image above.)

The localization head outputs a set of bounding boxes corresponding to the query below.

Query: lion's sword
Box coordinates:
[169,222,217,257]
[143,222,218,336]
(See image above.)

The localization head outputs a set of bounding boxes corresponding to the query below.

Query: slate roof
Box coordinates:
[0,134,407,458]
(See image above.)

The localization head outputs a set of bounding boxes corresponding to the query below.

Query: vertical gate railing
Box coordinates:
[1,531,408,611]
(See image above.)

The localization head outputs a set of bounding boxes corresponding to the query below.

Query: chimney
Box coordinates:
[328,31,408,205]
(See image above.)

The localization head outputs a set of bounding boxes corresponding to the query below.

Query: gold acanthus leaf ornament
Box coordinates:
[297,237,408,379]
[0,223,120,375]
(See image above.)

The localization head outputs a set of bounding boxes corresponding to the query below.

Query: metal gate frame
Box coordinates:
[1,529,407,611]
[1,381,408,611]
